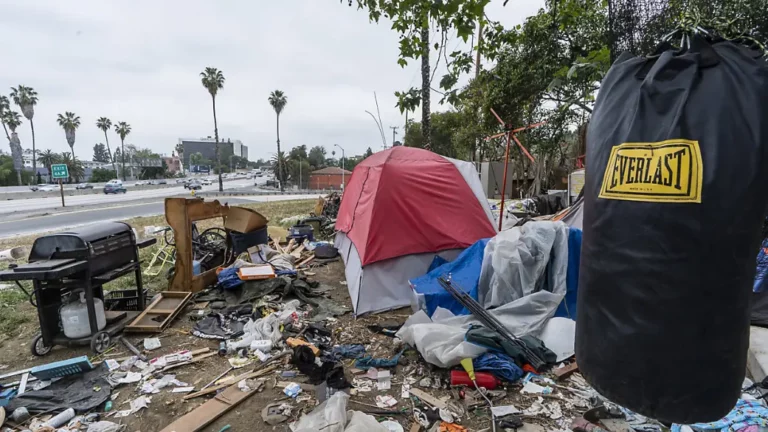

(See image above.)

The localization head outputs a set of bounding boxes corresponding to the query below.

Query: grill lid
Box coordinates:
[29,222,133,261]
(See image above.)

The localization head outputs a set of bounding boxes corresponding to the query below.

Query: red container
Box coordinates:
[450,370,502,389]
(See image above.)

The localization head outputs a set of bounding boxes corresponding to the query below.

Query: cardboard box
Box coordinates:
[225,207,268,233]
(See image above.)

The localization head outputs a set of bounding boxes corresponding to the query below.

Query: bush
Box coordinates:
[91,168,115,182]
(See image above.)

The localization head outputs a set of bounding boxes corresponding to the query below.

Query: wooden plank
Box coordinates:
[183,364,277,400]
[409,388,447,410]
[290,244,305,259]
[160,382,256,432]
[296,255,315,268]
[125,291,191,333]
[554,362,579,380]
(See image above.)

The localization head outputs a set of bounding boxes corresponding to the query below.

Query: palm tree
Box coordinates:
[96,117,116,176]
[200,67,225,192]
[37,149,58,177]
[1,110,23,185]
[56,112,81,160]
[0,96,10,142]
[10,85,39,173]
[174,142,185,175]
[114,122,131,180]
[268,90,287,192]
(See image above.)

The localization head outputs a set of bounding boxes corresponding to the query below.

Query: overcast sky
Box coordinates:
[0,0,544,161]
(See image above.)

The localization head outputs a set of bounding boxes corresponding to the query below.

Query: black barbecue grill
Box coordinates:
[0,222,156,355]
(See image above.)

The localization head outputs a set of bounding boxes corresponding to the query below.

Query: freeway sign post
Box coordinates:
[51,164,69,207]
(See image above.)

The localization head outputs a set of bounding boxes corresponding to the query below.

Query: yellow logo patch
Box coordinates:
[599,139,703,203]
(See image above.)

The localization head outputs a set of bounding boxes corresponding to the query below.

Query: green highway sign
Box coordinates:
[51,164,69,179]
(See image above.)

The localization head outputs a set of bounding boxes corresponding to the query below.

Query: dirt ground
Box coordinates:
[0,258,584,432]
[0,198,587,431]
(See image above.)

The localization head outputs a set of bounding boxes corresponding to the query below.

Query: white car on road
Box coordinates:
[201,179,212,185]
[31,184,56,192]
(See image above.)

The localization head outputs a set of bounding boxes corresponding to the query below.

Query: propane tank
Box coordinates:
[60,290,106,339]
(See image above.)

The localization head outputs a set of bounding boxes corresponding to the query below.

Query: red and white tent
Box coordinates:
[335,146,496,315]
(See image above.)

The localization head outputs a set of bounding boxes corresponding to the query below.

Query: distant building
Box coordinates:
[309,167,352,190]
[179,137,249,168]
[163,156,182,174]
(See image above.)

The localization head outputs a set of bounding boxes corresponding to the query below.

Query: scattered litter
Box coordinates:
[172,386,195,393]
[377,369,392,391]
[521,381,553,395]
[376,395,398,408]
[439,408,455,423]
[116,371,142,384]
[141,374,188,394]
[281,371,298,378]
[437,423,467,432]
[105,359,120,371]
[401,383,411,398]
[87,421,126,432]
[380,420,405,432]
[229,357,253,369]
[262,403,292,425]
[492,405,521,417]
[284,382,302,398]
[143,337,161,351]
[353,378,374,392]
[419,377,432,388]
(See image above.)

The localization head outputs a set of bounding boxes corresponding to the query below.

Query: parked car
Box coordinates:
[76,183,93,190]
[187,180,202,190]
[104,180,126,194]
[201,178,212,185]
[158,179,167,185]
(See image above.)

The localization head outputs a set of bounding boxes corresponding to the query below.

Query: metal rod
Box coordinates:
[438,277,545,369]
[498,132,512,231]
[201,366,235,391]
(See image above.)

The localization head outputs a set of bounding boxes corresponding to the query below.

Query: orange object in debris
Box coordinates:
[439,422,468,432]
[286,338,320,356]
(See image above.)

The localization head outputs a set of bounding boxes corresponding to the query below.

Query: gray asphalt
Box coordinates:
[0,198,255,238]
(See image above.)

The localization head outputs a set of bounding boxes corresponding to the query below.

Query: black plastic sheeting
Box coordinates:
[576,38,768,424]
[8,364,111,414]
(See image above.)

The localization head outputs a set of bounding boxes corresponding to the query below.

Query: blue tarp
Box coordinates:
[410,239,490,317]
[554,227,581,319]
[410,227,582,319]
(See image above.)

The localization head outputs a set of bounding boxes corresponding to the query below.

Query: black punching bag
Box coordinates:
[576,38,768,423]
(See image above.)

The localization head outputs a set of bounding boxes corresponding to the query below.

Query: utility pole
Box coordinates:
[390,126,399,147]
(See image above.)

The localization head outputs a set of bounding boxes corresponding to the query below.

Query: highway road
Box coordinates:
[0,194,320,238]
[0,179,256,214]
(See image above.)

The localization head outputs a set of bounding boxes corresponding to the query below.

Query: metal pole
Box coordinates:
[59,178,65,207]
[498,133,512,231]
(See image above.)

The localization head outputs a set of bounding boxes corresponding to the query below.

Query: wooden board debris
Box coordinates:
[554,362,579,380]
[160,382,258,432]
[183,364,278,400]
[125,291,192,333]
[409,388,447,410]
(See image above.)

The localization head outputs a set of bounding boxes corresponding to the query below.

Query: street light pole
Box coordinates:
[334,144,345,191]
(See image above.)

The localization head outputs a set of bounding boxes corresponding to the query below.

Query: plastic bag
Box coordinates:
[291,392,349,432]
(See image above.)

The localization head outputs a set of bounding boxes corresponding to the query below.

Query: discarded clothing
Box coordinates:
[217,267,243,290]
[331,344,366,360]
[8,364,111,414]
[354,349,404,370]
[465,325,556,367]
[671,399,768,432]
[473,352,524,382]
[192,305,252,340]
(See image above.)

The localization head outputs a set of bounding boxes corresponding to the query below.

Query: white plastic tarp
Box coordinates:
[478,221,569,309]
[396,221,571,368]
